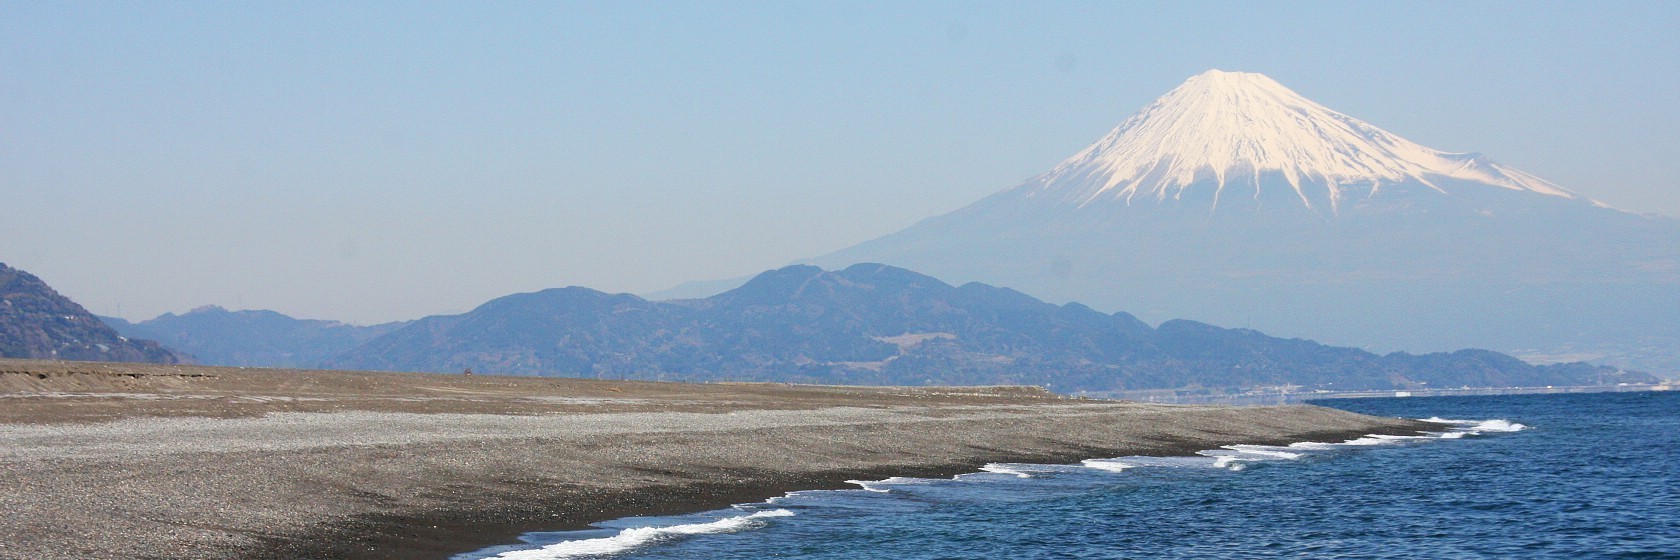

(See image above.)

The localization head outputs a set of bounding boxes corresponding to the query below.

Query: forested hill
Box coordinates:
[326,263,1648,392]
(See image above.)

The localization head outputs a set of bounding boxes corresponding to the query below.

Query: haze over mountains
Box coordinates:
[1,263,181,364]
[102,307,408,368]
[9,69,1674,389]
[806,70,1679,370]
[323,264,1646,392]
[0,258,1648,392]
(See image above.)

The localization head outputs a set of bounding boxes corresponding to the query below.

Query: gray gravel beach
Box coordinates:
[0,359,1429,559]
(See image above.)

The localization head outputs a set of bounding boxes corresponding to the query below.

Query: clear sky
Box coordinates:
[3,1,1677,325]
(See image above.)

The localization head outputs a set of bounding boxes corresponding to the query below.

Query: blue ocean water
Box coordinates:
[462,391,1680,559]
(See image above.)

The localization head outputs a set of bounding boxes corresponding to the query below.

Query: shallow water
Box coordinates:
[459,391,1680,559]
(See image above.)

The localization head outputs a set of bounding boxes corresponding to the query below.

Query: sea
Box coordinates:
[457,391,1680,559]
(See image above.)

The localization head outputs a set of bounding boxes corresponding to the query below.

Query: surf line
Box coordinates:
[462,417,1524,559]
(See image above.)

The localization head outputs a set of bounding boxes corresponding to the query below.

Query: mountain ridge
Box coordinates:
[808,71,1680,373]
[1029,69,1589,212]
[327,263,1650,391]
[1,262,183,364]
[102,306,410,368]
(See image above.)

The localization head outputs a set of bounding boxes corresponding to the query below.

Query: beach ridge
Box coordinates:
[0,359,1430,559]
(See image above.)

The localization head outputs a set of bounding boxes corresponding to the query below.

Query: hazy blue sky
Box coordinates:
[4,1,1677,324]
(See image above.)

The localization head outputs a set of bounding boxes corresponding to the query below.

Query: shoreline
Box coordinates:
[0,359,1432,560]
[328,422,1428,560]
[276,421,1428,560]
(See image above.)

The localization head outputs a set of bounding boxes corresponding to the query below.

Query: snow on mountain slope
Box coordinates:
[806,69,1677,365]
[1018,70,1593,212]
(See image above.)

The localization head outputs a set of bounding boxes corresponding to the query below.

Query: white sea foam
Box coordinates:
[1335,416,1528,447]
[1209,454,1241,469]
[489,509,794,560]
[1286,441,1338,450]
[1468,419,1527,432]
[1223,444,1304,460]
[1081,459,1135,473]
[1421,417,1478,425]
[980,463,1034,478]
[845,481,892,492]
[764,489,828,505]
[1077,417,1526,477]
[1336,415,1531,446]
[1198,453,1249,470]
[1184,445,1306,470]
[845,476,928,493]
[1339,435,1404,446]
[474,415,1529,559]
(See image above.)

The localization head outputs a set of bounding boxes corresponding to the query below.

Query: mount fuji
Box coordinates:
[810,70,1679,371]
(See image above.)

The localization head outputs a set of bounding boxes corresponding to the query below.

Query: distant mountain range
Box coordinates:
[101,306,408,368]
[9,256,1647,393]
[1,262,181,364]
[798,70,1679,373]
[26,255,1653,390]
[324,264,1649,392]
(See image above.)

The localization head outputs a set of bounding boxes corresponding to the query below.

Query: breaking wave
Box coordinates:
[466,415,1529,559]
[485,510,794,560]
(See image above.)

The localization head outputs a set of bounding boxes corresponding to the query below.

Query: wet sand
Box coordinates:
[0,359,1430,559]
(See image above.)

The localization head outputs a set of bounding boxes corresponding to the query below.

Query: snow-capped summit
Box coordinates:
[1021,69,1587,211]
[808,69,1677,368]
